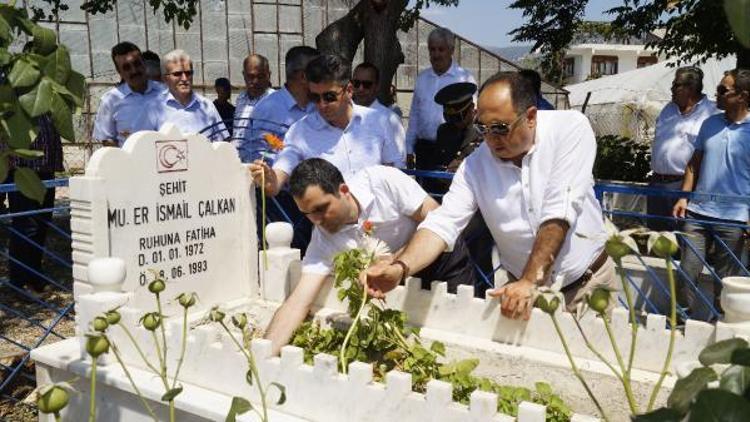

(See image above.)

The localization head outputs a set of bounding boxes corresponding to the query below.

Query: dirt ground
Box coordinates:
[0,208,74,422]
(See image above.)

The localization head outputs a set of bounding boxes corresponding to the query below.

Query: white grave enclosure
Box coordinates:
[31,126,750,421]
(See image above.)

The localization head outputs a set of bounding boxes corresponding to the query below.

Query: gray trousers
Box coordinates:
[678,211,748,321]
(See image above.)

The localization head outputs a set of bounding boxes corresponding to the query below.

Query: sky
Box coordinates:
[416,0,626,47]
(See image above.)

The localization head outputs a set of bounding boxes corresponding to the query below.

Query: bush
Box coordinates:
[594,135,650,183]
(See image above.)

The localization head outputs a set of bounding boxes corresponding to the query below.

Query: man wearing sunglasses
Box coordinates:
[140,49,227,142]
[352,62,406,159]
[672,69,750,321]
[93,42,165,147]
[250,54,405,198]
[365,71,616,320]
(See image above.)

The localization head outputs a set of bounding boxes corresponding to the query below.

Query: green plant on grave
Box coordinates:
[36,381,75,422]
[210,307,286,422]
[632,337,750,421]
[540,224,681,421]
[290,243,573,421]
[0,2,85,202]
[593,135,650,183]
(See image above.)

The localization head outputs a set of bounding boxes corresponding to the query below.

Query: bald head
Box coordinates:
[243,54,271,98]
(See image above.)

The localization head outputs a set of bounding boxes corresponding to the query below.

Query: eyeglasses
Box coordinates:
[309,88,345,104]
[352,79,375,89]
[474,113,525,137]
[167,70,194,78]
[717,85,735,97]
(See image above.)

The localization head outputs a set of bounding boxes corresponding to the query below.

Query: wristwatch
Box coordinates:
[392,260,410,284]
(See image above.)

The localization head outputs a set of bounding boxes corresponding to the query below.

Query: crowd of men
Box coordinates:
[90,27,748,355]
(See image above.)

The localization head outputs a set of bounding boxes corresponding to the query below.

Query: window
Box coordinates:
[563,57,575,78]
[637,55,658,68]
[591,55,619,77]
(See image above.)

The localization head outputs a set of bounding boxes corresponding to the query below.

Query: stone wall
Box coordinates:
[24,0,568,173]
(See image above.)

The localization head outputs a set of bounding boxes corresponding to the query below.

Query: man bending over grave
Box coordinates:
[264,158,474,355]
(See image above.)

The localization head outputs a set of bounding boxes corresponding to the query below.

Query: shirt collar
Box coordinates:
[727,112,750,126]
[165,91,199,110]
[121,80,162,97]
[308,102,361,131]
[349,175,374,224]
[431,60,457,78]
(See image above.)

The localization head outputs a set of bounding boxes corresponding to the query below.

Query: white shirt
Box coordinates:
[232,87,275,142]
[273,103,406,177]
[368,99,407,164]
[234,86,314,163]
[93,80,166,146]
[420,110,606,288]
[142,91,228,142]
[302,166,427,275]
[405,61,476,153]
[651,96,718,175]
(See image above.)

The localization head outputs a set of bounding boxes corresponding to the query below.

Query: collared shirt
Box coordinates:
[652,96,718,175]
[419,110,606,289]
[233,86,312,163]
[142,91,228,142]
[405,61,476,153]
[93,80,166,146]
[688,113,750,222]
[368,99,407,163]
[232,87,276,142]
[302,166,427,275]
[273,104,406,177]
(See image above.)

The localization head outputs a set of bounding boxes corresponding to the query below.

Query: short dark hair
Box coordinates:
[285,46,319,80]
[479,71,537,114]
[214,77,231,89]
[354,62,380,83]
[111,42,141,67]
[305,54,351,86]
[142,50,160,63]
[289,158,345,198]
[729,68,750,100]
[518,69,542,95]
[675,66,703,94]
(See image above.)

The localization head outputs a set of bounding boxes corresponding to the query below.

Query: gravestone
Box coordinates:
[69,124,257,311]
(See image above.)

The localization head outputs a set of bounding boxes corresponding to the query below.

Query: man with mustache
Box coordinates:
[93,42,165,147]
[141,49,228,141]
[231,54,275,149]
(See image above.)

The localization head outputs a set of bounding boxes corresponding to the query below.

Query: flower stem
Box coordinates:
[616,257,640,378]
[261,164,268,270]
[54,412,61,422]
[89,356,97,422]
[550,312,610,421]
[151,331,170,391]
[169,400,176,422]
[647,258,677,411]
[119,325,161,377]
[171,306,189,390]
[340,278,369,374]
[600,316,638,414]
[219,322,268,422]
[110,341,159,421]
[155,294,169,374]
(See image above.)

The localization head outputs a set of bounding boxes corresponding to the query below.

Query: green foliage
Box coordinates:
[593,135,650,183]
[635,339,750,420]
[725,0,750,48]
[225,396,253,422]
[0,4,84,202]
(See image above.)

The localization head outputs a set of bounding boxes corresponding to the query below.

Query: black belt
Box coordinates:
[560,249,609,294]
[651,173,683,183]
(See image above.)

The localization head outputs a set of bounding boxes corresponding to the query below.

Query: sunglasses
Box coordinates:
[474,113,525,137]
[309,88,344,104]
[352,79,375,89]
[717,85,734,97]
[168,70,194,78]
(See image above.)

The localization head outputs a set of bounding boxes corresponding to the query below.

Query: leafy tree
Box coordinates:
[509,0,750,83]
[0,3,84,202]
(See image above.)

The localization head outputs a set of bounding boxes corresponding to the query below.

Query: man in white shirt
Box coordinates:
[232,54,275,148]
[352,62,407,162]
[249,54,405,197]
[366,72,616,319]
[406,27,476,170]
[264,158,474,354]
[93,42,165,147]
[141,49,228,142]
[237,46,319,164]
[649,67,718,231]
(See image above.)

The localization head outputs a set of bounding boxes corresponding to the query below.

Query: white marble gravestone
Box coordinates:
[69,124,257,312]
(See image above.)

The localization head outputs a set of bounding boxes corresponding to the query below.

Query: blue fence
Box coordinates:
[0,172,748,407]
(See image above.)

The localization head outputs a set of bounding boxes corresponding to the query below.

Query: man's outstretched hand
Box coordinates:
[362,258,403,299]
[487,279,536,320]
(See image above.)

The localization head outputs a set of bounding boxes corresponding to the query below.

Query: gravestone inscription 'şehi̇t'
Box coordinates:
[69,124,257,311]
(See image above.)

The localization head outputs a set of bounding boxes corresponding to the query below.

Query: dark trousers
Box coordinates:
[414,234,477,296]
[7,170,55,291]
[414,139,446,196]
[646,179,682,232]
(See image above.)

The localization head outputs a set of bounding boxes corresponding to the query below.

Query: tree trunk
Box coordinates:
[737,46,750,69]
[316,0,408,104]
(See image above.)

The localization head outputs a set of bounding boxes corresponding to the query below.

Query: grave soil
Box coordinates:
[0,208,74,422]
